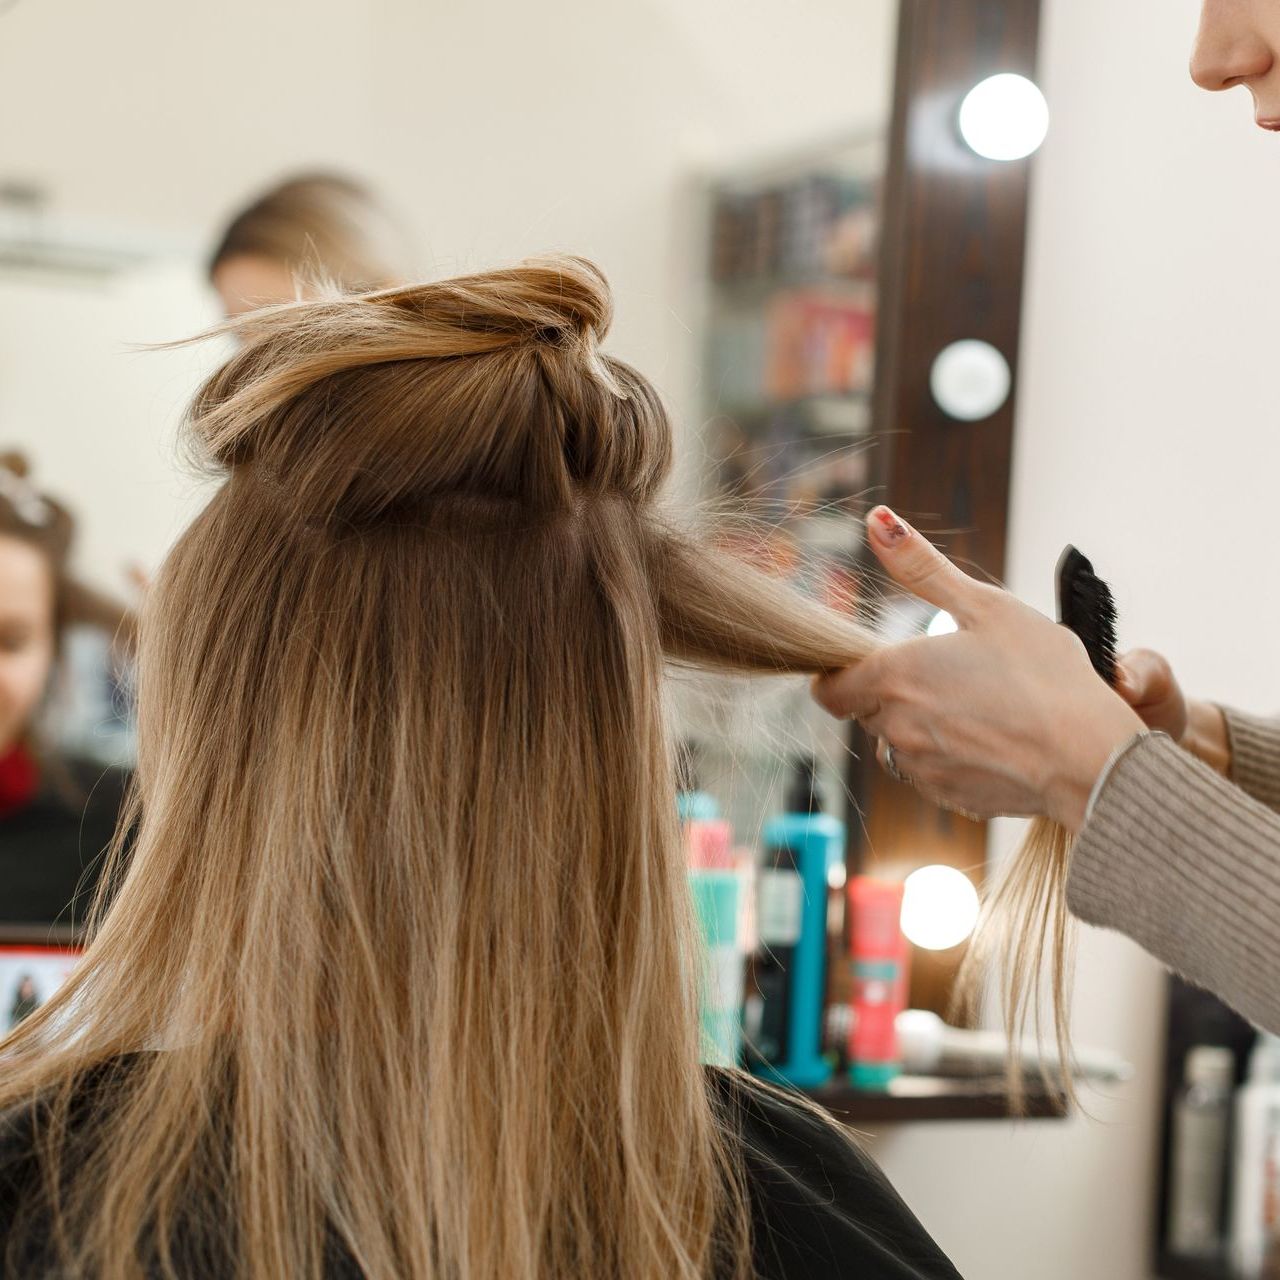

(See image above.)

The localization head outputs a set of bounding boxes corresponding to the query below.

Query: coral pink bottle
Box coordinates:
[848,877,909,1090]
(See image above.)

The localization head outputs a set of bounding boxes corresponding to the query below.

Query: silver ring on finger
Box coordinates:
[884,743,909,786]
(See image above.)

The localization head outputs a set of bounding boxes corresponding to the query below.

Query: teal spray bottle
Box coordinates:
[748,755,845,1089]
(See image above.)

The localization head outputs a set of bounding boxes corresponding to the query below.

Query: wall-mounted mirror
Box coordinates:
[0,0,1060,1084]
[0,0,900,778]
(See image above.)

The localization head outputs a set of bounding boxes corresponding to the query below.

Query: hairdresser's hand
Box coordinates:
[1116,649,1231,776]
[811,508,1144,833]
[1115,650,1187,740]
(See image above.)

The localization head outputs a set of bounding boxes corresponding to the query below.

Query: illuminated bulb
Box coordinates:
[926,610,959,638]
[958,73,1050,162]
[930,339,1012,422]
[900,865,980,951]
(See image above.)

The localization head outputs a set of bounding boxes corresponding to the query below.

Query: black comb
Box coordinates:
[1056,546,1118,687]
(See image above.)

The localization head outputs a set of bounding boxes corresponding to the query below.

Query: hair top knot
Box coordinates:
[181,255,670,521]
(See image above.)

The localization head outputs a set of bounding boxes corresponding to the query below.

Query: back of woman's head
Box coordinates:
[0,257,880,1280]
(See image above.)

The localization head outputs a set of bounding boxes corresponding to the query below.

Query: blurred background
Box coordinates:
[2,1,1279,1277]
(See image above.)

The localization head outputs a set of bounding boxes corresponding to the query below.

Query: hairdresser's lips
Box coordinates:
[1257,117,1280,132]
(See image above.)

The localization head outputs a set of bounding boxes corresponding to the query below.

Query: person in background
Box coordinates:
[208,172,410,317]
[0,453,130,929]
[7,975,37,1028]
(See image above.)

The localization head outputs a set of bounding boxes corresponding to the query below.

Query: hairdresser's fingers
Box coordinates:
[1115,647,1189,740]
[810,656,885,723]
[1115,648,1174,710]
[865,506,991,621]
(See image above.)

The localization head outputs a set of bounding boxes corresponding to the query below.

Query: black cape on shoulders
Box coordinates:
[0,1064,963,1278]
[710,1069,963,1280]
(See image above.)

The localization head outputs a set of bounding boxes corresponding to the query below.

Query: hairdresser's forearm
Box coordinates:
[1068,733,1280,1035]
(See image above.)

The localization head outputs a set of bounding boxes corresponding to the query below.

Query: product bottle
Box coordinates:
[847,877,909,1089]
[1231,1035,1280,1276]
[1168,1045,1234,1256]
[675,742,733,870]
[688,869,746,1068]
[747,755,844,1089]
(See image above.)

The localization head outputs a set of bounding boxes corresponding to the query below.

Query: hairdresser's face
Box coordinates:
[211,253,305,319]
[1192,0,1280,126]
[0,537,55,753]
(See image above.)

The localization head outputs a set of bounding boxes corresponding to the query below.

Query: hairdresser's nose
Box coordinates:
[1191,0,1274,92]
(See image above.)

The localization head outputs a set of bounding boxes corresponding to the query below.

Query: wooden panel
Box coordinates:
[846,0,1043,1017]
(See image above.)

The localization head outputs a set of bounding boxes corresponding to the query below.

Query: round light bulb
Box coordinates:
[930,339,1012,422]
[926,610,959,638]
[958,73,1049,162]
[900,865,980,951]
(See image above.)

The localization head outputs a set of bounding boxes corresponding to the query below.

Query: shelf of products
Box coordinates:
[684,133,1074,1129]
[806,1074,1065,1124]
[1155,976,1273,1280]
[688,136,887,849]
[703,138,882,543]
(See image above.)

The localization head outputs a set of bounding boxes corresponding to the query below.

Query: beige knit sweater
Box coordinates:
[1067,707,1280,1032]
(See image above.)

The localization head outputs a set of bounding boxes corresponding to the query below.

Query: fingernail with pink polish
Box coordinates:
[870,506,910,547]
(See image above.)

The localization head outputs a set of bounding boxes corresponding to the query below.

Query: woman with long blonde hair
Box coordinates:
[0,257,963,1279]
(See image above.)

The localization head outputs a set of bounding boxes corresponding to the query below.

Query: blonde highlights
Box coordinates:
[959,818,1077,1110]
[0,254,1077,1277]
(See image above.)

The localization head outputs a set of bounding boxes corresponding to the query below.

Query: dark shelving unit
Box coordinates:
[807,1074,1065,1124]
[1157,1258,1237,1280]
[1154,976,1258,1280]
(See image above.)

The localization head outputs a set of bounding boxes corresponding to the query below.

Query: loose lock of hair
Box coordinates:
[0,255,1074,1280]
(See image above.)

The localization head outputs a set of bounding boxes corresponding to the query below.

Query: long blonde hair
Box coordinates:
[0,256,1077,1276]
[0,257,924,1280]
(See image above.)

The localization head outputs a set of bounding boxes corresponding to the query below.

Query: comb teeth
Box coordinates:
[1057,546,1119,687]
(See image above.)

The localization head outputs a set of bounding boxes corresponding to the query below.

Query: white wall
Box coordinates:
[868,3,1280,1278]
[0,268,223,586]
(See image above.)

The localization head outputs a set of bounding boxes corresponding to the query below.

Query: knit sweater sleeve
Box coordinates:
[1066,731,1280,1034]
[1221,706,1280,812]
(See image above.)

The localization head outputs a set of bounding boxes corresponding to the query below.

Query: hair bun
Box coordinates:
[185,255,670,521]
[507,256,614,349]
[370,254,614,358]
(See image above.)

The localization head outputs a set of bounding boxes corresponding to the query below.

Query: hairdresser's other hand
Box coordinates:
[1117,648,1232,776]
[1115,649,1187,740]
[811,508,1144,833]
